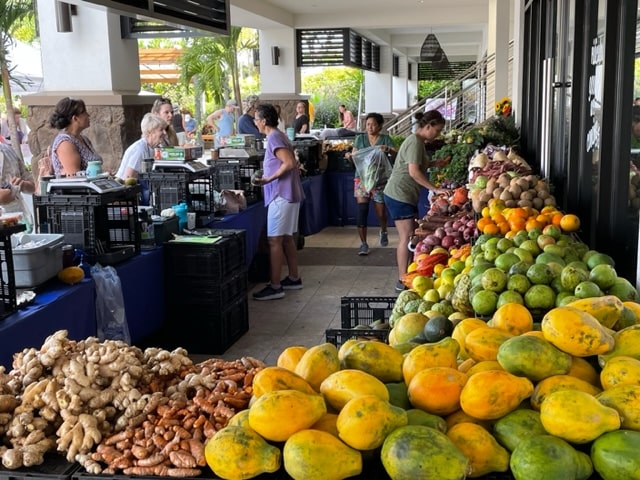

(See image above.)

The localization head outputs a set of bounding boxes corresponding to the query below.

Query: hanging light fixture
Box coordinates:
[420,33,446,62]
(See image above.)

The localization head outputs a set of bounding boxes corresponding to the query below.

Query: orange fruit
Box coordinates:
[512,207,529,219]
[560,214,580,232]
[492,213,507,225]
[541,205,558,215]
[525,219,543,232]
[535,214,549,226]
[551,213,564,227]
[509,217,526,232]
[477,217,492,231]
[483,223,500,235]
[497,221,510,235]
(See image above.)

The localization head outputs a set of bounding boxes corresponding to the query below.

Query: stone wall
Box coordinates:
[259,94,310,130]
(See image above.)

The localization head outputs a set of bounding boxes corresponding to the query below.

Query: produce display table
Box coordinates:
[205,201,267,266]
[300,174,329,235]
[0,279,96,369]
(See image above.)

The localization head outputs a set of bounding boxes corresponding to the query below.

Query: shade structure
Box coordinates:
[420,33,446,62]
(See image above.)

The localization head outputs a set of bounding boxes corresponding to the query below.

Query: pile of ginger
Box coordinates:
[0,330,264,477]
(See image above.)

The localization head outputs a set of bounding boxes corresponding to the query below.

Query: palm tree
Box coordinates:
[180,27,257,113]
[0,0,33,158]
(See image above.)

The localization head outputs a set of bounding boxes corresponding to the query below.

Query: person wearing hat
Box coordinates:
[207,100,238,146]
[237,95,264,139]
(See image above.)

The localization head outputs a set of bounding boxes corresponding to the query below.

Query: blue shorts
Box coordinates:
[383,194,417,220]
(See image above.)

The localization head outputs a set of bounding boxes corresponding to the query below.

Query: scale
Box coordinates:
[152,159,210,172]
[47,174,126,194]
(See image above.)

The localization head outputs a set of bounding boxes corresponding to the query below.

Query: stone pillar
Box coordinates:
[22,1,159,174]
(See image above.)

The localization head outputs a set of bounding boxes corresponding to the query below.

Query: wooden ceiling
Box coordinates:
[139,48,183,84]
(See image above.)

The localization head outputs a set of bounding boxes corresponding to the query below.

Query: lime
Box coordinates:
[412,275,434,294]
[588,264,618,290]
[543,244,567,258]
[483,247,501,263]
[536,234,556,250]
[556,294,579,307]
[440,268,457,286]
[513,230,530,247]
[555,291,576,307]
[536,252,565,267]
[527,227,543,241]
[507,273,531,295]
[481,268,509,292]
[471,290,499,316]
[450,260,466,274]
[469,263,492,279]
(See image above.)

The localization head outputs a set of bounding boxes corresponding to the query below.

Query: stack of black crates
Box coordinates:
[140,167,216,224]
[162,229,248,354]
[34,187,141,264]
[325,296,395,347]
[0,224,25,319]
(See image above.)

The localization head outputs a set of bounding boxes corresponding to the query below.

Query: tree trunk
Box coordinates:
[1,63,23,162]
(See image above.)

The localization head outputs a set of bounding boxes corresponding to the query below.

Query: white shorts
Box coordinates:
[267,196,300,237]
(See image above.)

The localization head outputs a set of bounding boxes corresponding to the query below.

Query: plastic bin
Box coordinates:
[340,296,397,328]
[325,328,389,347]
[166,267,248,309]
[9,233,64,287]
[140,169,215,216]
[0,224,24,318]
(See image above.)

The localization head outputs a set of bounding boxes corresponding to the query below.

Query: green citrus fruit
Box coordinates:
[471,290,499,316]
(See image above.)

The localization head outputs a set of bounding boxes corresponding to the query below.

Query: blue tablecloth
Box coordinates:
[300,175,328,235]
[205,201,267,266]
[112,248,165,343]
[0,279,96,369]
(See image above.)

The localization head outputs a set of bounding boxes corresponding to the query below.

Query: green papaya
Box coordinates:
[492,408,547,452]
[591,429,640,480]
[510,435,593,480]
[497,335,572,382]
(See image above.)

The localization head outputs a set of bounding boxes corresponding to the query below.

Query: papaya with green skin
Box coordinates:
[283,429,362,480]
[492,408,547,452]
[341,340,404,383]
[591,430,640,480]
[510,435,593,480]
[497,334,572,382]
[385,382,412,410]
[381,425,471,480]
[405,409,447,432]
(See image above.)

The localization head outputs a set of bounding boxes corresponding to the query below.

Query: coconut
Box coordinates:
[509,184,522,199]
[505,199,517,208]
[500,190,513,202]
[485,177,498,194]
[493,187,504,199]
[532,197,544,210]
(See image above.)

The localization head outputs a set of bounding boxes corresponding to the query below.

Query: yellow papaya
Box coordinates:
[466,360,503,376]
[445,409,494,432]
[598,324,640,366]
[530,374,602,410]
[204,425,281,479]
[381,425,471,480]
[294,342,340,391]
[283,429,362,480]
[319,369,389,411]
[460,370,533,420]
[541,306,615,357]
[310,412,339,437]
[402,337,459,384]
[597,384,640,431]
[539,389,620,443]
[276,346,307,371]
[446,422,510,478]
[407,367,468,416]
[567,356,601,387]
[248,389,326,442]
[251,366,315,397]
[451,318,488,360]
[226,409,251,428]
[566,295,624,328]
[341,340,404,383]
[600,355,640,389]
[336,394,407,450]
[464,326,513,362]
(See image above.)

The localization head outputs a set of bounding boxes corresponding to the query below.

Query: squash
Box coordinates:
[600,355,640,389]
[530,374,602,410]
[204,425,281,480]
[57,266,85,285]
[539,390,620,443]
[451,318,489,360]
[464,326,513,362]
[277,346,308,371]
[591,430,640,480]
[294,342,341,391]
[283,429,362,480]
[341,340,404,383]
[567,356,601,387]
[596,384,640,431]
[402,337,459,384]
[497,335,572,382]
[381,425,471,480]
[407,366,468,415]
[406,409,448,432]
[460,369,533,420]
[566,295,625,328]
[492,408,547,452]
[446,422,510,478]
[248,389,326,442]
[541,306,615,357]
[319,369,389,411]
[336,394,407,450]
[510,435,593,480]
[252,366,316,397]
[598,324,640,366]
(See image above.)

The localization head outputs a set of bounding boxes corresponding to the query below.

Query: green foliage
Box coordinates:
[302,67,363,127]
[417,80,449,100]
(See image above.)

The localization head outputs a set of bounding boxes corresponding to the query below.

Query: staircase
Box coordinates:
[386,43,513,137]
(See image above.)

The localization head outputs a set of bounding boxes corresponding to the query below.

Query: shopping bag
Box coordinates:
[352,146,392,192]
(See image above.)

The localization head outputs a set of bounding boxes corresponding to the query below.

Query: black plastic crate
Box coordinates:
[140,169,215,215]
[211,163,240,190]
[0,224,24,319]
[35,191,140,264]
[163,230,246,282]
[340,296,397,328]
[164,293,249,354]
[166,267,247,308]
[0,453,79,480]
[325,328,389,347]
[326,150,354,172]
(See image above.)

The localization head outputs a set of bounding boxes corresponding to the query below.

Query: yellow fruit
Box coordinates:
[124,177,138,186]
[319,369,389,411]
[294,343,340,391]
[252,366,316,398]
[57,266,85,285]
[446,422,510,477]
[277,346,308,371]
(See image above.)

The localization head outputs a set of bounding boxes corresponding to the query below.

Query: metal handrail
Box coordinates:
[386,42,513,137]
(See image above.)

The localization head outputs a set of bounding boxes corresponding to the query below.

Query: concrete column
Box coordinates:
[488,0,511,107]
[364,46,393,116]
[392,54,410,112]
[259,28,300,95]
